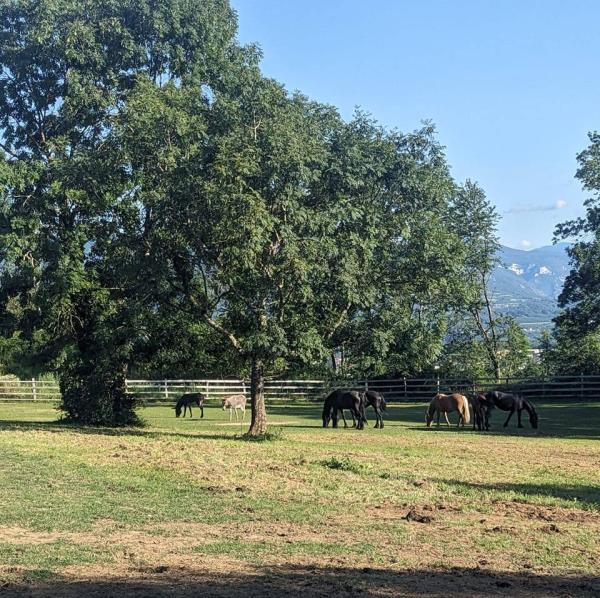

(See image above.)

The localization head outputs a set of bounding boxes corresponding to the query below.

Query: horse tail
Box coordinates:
[461,395,471,424]
[380,395,387,411]
[322,392,335,427]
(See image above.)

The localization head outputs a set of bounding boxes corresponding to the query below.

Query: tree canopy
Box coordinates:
[551,132,600,374]
[0,0,532,430]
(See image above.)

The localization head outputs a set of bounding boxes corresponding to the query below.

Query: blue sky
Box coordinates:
[232,0,600,250]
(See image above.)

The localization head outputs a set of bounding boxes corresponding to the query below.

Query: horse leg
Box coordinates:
[200,404,204,419]
[340,409,349,428]
[332,409,339,428]
[503,408,515,427]
[444,411,451,427]
[229,408,233,422]
[242,407,246,421]
[354,407,364,430]
[517,408,524,428]
[436,409,441,427]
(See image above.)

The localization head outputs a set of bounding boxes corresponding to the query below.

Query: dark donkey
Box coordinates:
[174,392,206,418]
[485,391,538,429]
[323,390,366,430]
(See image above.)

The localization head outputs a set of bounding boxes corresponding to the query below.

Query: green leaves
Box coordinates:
[551,132,600,373]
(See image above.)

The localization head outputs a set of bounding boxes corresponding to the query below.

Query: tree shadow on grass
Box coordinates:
[436,478,600,510]
[2,564,599,597]
[0,419,238,442]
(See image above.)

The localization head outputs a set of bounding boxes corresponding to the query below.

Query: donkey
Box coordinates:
[174,392,205,418]
[222,394,247,422]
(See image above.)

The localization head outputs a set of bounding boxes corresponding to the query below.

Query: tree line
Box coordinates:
[0,0,598,432]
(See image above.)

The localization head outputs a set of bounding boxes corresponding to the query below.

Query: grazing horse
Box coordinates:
[336,390,387,429]
[485,391,538,429]
[426,393,471,427]
[362,390,386,429]
[174,392,205,418]
[222,394,247,421]
[323,390,365,430]
[469,393,494,431]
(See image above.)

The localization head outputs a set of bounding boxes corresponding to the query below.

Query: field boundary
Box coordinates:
[2,375,600,403]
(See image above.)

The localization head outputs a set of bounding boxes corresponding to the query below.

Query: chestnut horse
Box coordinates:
[426,393,471,427]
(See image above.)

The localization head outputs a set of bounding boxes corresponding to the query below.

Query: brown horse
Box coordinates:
[426,393,471,427]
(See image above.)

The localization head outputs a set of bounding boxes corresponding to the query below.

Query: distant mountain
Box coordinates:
[490,243,571,342]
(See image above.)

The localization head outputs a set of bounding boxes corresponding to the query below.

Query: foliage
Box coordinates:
[0,0,513,431]
[552,131,600,374]
[447,180,505,380]
[320,456,370,474]
[440,315,533,380]
[0,0,243,424]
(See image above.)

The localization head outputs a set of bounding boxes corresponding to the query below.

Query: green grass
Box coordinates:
[0,399,599,593]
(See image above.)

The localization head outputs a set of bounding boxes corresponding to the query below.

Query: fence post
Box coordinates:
[436,376,440,393]
[31,378,37,401]
[365,379,369,391]
[163,380,169,401]
[403,377,407,399]
[206,380,210,400]
[580,373,584,399]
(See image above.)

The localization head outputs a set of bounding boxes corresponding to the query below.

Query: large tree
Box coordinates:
[0,0,243,423]
[552,132,600,373]
[1,0,488,433]
[448,180,503,380]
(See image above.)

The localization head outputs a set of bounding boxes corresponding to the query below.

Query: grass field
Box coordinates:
[0,400,599,597]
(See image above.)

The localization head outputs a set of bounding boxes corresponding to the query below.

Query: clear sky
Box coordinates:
[232,0,600,250]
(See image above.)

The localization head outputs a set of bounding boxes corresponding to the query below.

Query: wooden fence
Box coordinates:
[1,375,600,402]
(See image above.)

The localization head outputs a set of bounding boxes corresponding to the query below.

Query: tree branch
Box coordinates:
[202,314,244,355]
[326,302,352,341]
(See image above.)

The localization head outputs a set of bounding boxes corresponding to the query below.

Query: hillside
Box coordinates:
[490,243,571,341]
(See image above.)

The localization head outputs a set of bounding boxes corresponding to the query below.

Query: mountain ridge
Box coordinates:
[490,243,570,340]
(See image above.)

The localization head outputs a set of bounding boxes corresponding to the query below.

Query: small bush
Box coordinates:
[320,456,369,474]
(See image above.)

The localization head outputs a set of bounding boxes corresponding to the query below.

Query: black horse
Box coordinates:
[484,391,538,429]
[469,393,494,431]
[362,390,386,428]
[174,392,205,418]
[323,389,365,430]
[336,390,386,429]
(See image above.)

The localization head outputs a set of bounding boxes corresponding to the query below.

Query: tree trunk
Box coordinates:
[248,356,267,436]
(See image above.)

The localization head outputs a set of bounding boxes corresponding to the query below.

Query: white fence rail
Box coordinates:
[2,376,600,402]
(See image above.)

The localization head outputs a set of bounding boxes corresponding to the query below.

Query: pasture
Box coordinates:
[0,400,599,597]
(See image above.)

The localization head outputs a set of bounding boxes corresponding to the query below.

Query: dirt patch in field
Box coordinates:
[2,563,600,597]
[0,527,62,545]
[493,499,600,523]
